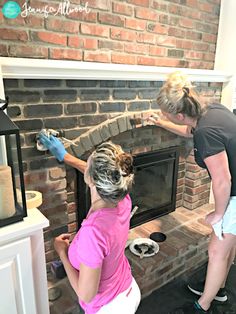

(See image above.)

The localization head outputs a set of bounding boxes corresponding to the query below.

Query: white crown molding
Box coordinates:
[0,57,232,82]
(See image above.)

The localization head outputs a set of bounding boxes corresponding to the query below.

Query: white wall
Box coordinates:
[215,0,236,110]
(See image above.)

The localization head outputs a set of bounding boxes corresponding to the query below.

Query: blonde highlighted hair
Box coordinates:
[157,71,204,118]
[89,142,134,203]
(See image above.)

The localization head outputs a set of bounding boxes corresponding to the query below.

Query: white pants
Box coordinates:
[97,277,141,314]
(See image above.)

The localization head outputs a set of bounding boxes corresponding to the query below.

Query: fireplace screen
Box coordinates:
[130,147,179,228]
[76,146,179,229]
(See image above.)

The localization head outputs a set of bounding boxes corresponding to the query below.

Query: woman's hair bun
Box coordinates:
[89,141,134,203]
[116,153,133,177]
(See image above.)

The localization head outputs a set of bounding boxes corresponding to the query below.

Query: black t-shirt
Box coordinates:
[193,103,236,196]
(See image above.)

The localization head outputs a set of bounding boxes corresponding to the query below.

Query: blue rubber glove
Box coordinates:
[39,133,67,162]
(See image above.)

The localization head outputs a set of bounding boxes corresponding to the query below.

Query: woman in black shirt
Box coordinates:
[148,72,236,313]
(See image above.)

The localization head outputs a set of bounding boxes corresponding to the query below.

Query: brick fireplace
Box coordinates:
[3,76,222,300]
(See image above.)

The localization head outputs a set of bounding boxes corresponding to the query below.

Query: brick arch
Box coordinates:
[67,111,151,157]
[66,110,188,158]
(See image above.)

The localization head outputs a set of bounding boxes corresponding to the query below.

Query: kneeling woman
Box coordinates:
[39,135,141,314]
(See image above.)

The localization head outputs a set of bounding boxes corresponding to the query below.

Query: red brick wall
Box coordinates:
[0,0,220,69]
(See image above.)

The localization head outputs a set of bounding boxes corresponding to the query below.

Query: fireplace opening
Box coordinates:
[76,146,180,230]
[130,146,180,228]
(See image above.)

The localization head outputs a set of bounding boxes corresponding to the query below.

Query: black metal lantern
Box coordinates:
[0,98,27,227]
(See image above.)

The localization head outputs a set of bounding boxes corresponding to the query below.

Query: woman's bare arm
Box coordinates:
[204,150,231,218]
[147,113,193,138]
[64,153,87,174]
[156,119,193,138]
[60,251,101,303]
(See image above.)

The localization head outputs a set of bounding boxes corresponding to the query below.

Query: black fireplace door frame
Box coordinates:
[130,146,180,228]
[76,171,90,230]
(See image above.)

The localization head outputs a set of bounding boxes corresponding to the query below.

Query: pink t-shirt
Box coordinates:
[68,194,132,314]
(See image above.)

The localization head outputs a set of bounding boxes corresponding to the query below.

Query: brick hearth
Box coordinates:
[48,203,213,313]
[127,204,212,297]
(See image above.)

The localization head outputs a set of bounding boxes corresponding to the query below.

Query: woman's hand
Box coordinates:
[54,233,71,257]
[145,110,193,137]
[146,110,164,126]
[39,133,67,162]
[205,211,223,226]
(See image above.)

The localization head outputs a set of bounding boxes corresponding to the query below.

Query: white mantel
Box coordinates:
[0,56,232,82]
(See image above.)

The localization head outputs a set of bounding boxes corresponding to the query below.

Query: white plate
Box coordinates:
[125,239,133,249]
[129,238,159,258]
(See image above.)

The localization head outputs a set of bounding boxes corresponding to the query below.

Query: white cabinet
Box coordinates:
[0,237,36,314]
[0,209,49,314]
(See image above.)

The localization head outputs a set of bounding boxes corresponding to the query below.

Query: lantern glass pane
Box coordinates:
[0,110,27,227]
[8,134,23,208]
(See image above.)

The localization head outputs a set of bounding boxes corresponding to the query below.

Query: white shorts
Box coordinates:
[96,277,141,314]
[213,196,236,240]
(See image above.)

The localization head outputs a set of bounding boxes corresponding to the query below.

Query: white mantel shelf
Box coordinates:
[0,57,232,82]
[0,208,49,243]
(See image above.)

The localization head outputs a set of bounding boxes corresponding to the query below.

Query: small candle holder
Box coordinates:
[0,99,27,228]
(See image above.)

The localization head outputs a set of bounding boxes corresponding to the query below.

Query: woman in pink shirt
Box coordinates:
[39,135,141,314]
